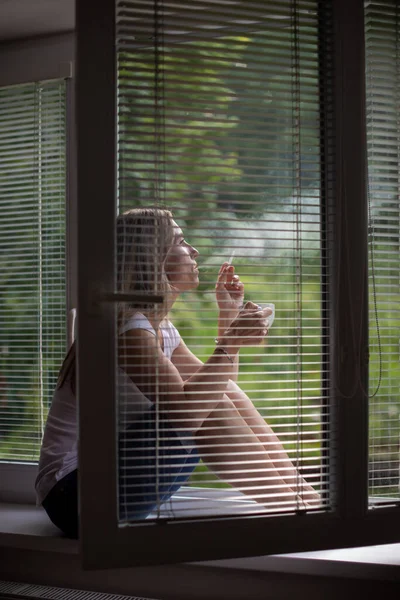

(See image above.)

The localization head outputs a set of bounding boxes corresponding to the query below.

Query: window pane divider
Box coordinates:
[327,0,370,519]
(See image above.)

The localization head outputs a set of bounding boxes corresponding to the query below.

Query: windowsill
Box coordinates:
[0,502,77,554]
[1,496,400,584]
[198,543,400,582]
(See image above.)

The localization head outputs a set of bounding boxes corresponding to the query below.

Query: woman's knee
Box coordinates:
[195,398,239,439]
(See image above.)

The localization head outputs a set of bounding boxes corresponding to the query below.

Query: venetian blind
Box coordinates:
[365,0,400,505]
[116,0,329,522]
[0,80,67,462]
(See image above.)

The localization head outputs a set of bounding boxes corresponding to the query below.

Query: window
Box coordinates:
[0,81,67,466]
[366,0,400,505]
[76,0,400,569]
[116,0,326,518]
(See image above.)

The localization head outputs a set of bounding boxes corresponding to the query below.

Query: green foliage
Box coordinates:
[1,27,399,504]
[0,81,67,462]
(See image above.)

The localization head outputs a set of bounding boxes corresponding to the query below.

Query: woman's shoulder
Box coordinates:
[118,312,180,357]
[161,318,181,354]
[119,312,156,336]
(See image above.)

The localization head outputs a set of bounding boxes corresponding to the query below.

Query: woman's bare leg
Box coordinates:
[225,381,319,504]
[194,398,308,510]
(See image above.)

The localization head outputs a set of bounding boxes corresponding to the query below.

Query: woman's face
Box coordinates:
[164,220,199,292]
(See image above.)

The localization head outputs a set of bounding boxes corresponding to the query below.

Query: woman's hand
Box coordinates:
[215,262,245,316]
[218,301,272,350]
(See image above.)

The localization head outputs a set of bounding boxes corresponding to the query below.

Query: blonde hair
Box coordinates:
[57,207,175,393]
[116,207,175,320]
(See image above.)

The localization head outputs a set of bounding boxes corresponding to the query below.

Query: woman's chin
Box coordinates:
[186,280,200,291]
[186,277,200,291]
[169,278,199,293]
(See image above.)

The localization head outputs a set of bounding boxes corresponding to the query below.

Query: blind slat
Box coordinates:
[0,80,67,462]
[116,0,326,521]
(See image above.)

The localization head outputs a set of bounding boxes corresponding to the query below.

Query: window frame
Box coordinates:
[76,0,400,570]
[0,32,75,504]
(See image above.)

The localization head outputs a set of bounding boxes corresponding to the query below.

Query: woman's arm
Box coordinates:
[119,305,268,432]
[119,329,235,432]
[171,338,237,387]
[215,263,245,382]
[217,319,239,382]
[170,263,246,383]
[170,338,203,381]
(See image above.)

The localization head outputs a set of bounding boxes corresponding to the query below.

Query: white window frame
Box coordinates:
[75,0,400,569]
[0,32,76,504]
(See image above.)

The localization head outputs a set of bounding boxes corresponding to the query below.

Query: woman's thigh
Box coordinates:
[119,406,200,520]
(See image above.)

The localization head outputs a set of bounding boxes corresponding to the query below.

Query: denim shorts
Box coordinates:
[42,407,200,537]
[118,406,200,521]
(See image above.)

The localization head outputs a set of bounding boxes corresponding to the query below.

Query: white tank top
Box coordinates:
[35,314,181,505]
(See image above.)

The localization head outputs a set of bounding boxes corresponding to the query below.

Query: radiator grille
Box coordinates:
[0,582,159,600]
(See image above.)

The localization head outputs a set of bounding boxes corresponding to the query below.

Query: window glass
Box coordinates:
[116,0,328,521]
[365,0,400,504]
[0,80,67,461]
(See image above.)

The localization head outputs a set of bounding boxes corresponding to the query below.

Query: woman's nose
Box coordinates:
[191,245,199,258]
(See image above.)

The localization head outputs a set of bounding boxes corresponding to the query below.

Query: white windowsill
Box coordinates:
[2,496,400,584]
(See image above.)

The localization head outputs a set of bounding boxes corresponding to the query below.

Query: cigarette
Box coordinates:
[227,250,235,265]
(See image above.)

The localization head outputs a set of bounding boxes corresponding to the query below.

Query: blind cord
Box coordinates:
[333,31,360,400]
[358,32,382,400]
[37,84,45,448]
[335,29,383,399]
[153,0,171,518]
[291,0,305,509]
[365,168,382,399]
[334,31,383,401]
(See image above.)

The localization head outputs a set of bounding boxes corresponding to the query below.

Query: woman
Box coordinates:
[36,207,318,537]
